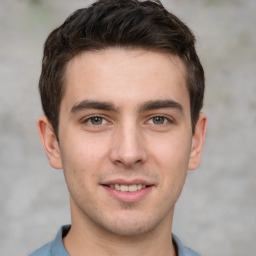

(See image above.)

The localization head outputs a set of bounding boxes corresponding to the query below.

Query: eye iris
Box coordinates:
[91,116,102,125]
[153,116,164,124]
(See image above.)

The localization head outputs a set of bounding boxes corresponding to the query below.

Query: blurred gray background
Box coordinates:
[0,0,255,255]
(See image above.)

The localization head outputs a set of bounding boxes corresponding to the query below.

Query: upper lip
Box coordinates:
[101,178,154,186]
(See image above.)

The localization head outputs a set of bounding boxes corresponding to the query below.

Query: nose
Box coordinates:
[109,123,147,167]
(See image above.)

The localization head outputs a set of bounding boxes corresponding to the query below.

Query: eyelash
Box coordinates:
[147,115,173,126]
[82,115,173,127]
[82,115,108,126]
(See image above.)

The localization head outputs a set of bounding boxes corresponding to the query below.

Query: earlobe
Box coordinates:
[37,115,63,170]
[188,113,207,170]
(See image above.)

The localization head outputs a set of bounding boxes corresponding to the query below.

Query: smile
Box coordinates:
[101,179,154,202]
[106,184,147,192]
[102,181,153,203]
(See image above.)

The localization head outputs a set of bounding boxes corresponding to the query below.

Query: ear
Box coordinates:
[37,115,63,170]
[188,113,207,170]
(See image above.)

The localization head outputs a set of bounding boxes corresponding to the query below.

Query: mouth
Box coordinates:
[103,184,149,192]
[101,180,154,202]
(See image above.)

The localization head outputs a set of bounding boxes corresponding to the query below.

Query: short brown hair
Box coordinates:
[39,0,205,136]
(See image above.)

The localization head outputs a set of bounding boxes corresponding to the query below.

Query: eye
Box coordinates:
[148,116,169,125]
[86,116,107,125]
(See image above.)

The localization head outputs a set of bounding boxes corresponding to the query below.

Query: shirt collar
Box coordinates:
[52,225,200,256]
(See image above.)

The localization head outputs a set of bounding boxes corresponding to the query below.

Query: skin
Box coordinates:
[38,48,207,256]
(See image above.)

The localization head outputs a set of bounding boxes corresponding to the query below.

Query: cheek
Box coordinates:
[147,132,192,196]
[61,146,96,205]
[60,134,109,187]
[64,133,109,163]
[149,133,192,170]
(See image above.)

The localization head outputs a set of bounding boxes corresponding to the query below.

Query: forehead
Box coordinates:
[62,48,189,112]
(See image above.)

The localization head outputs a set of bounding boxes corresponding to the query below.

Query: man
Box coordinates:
[30,0,207,255]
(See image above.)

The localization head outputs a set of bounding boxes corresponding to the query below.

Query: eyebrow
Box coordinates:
[70,100,117,114]
[139,100,183,113]
[70,99,183,115]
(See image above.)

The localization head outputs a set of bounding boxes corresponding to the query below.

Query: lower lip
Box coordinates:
[102,186,153,203]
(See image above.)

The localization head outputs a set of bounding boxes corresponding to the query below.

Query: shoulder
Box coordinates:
[28,225,70,256]
[172,233,201,256]
[28,242,52,256]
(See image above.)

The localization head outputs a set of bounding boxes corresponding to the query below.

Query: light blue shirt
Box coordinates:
[29,225,201,256]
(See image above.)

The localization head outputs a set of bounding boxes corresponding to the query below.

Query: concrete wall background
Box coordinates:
[0,0,255,255]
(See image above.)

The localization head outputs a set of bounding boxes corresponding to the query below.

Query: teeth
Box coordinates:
[128,184,137,192]
[109,184,147,192]
[120,185,128,192]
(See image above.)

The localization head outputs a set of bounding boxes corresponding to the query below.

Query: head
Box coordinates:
[39,0,204,137]
[37,0,207,242]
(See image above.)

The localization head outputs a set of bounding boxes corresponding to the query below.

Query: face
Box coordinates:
[38,48,206,237]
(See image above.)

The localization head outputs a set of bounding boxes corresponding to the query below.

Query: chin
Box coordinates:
[100,214,161,237]
[107,224,153,237]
